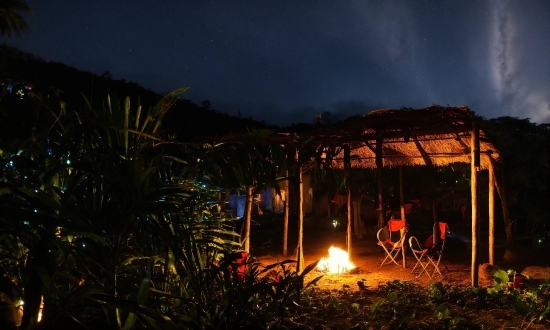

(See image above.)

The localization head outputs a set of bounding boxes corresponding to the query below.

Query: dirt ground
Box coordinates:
[250,218,550,291]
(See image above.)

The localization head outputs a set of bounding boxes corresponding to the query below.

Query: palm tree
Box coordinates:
[201,139,287,252]
[0,0,32,38]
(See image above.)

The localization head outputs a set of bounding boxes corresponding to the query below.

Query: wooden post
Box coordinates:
[297,163,304,273]
[399,166,407,268]
[376,135,384,228]
[400,166,405,221]
[488,158,495,265]
[283,169,289,257]
[327,194,331,222]
[243,185,254,253]
[344,144,352,258]
[347,180,352,258]
[471,123,480,287]
[432,200,438,224]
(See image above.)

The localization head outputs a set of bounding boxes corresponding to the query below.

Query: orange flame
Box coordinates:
[317,246,356,274]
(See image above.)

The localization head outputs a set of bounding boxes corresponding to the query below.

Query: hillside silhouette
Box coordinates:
[0,44,278,142]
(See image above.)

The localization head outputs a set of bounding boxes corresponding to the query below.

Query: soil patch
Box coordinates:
[251,221,549,290]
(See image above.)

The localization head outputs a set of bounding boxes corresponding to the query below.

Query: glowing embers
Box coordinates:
[317,246,356,274]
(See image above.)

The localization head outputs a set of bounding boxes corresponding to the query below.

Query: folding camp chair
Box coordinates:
[377,219,408,266]
[409,222,449,278]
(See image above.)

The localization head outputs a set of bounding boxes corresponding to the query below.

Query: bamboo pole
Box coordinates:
[471,123,480,287]
[283,169,289,257]
[344,145,352,258]
[297,163,304,273]
[327,194,331,222]
[376,135,384,228]
[347,180,352,258]
[399,166,407,268]
[488,158,495,265]
[400,166,405,221]
[432,200,438,224]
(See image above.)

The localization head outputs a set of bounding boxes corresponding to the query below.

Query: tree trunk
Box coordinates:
[283,170,289,256]
[21,244,46,329]
[242,185,254,252]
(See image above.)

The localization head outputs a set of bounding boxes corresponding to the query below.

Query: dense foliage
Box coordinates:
[0,90,324,329]
[484,117,550,239]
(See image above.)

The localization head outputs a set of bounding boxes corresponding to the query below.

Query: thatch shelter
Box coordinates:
[197,105,504,287]
[315,105,500,169]
[307,105,502,287]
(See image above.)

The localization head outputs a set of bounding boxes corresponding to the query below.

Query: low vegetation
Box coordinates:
[284,274,550,329]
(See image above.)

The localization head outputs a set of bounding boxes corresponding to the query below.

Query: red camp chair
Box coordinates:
[377,219,408,266]
[409,222,449,278]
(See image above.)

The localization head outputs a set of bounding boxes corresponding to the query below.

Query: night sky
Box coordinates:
[4,0,550,126]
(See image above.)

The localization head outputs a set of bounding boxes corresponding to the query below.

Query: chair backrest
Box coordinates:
[378,220,407,243]
[388,219,406,232]
[387,219,406,242]
[432,222,449,245]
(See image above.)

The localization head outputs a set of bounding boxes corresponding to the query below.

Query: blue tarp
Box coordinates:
[227,195,246,218]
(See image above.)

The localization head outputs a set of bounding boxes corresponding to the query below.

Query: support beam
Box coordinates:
[471,123,480,287]
[399,166,407,267]
[376,135,384,228]
[344,144,352,258]
[347,181,352,257]
[488,157,495,265]
[363,141,376,153]
[399,167,406,220]
[412,135,434,167]
[283,169,289,257]
[297,162,304,273]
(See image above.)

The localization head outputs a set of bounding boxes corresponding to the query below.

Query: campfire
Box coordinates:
[317,246,356,274]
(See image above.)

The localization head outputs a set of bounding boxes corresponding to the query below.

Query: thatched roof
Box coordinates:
[311,105,501,170]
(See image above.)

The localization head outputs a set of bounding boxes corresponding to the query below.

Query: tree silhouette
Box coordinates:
[0,0,32,38]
